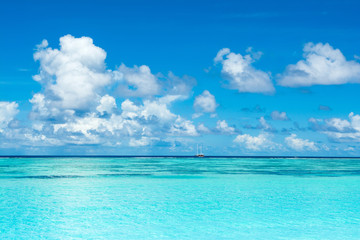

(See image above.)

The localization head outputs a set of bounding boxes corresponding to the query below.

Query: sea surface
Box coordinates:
[0,157,360,239]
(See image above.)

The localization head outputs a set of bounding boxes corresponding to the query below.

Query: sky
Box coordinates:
[1,0,360,156]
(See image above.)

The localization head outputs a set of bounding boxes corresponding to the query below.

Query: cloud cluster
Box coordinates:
[193,90,217,118]
[310,112,360,142]
[3,35,360,153]
[49,95,199,146]
[233,133,274,151]
[278,42,360,87]
[115,64,160,97]
[216,120,236,135]
[33,35,111,114]
[19,35,202,147]
[0,102,19,132]
[285,134,318,151]
[214,48,275,94]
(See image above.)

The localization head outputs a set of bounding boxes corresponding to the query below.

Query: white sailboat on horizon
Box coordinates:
[196,144,204,157]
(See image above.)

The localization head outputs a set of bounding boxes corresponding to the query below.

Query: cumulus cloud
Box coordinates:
[0,102,19,132]
[96,95,117,115]
[285,134,318,151]
[129,136,153,147]
[216,120,236,135]
[170,117,198,136]
[197,123,210,134]
[309,112,360,142]
[258,116,270,130]
[115,64,160,97]
[233,133,275,151]
[20,35,201,148]
[31,35,196,119]
[53,97,198,142]
[114,68,196,100]
[278,42,360,87]
[193,90,217,118]
[33,34,111,113]
[271,111,289,121]
[214,48,275,94]
[163,72,197,97]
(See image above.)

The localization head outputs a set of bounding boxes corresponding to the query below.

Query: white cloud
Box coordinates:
[115,64,160,97]
[197,123,210,134]
[285,134,318,151]
[193,90,217,116]
[129,136,153,147]
[21,34,202,148]
[0,102,19,132]
[96,95,117,114]
[170,117,198,136]
[278,42,360,87]
[259,116,271,130]
[214,48,275,94]
[33,35,111,113]
[141,98,176,122]
[310,112,360,142]
[32,36,195,118]
[121,99,140,119]
[164,72,196,97]
[233,133,274,151]
[344,146,355,152]
[36,39,48,49]
[50,96,198,145]
[325,118,352,132]
[216,120,236,135]
[271,111,289,121]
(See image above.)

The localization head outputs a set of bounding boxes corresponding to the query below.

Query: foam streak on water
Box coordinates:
[0,157,360,239]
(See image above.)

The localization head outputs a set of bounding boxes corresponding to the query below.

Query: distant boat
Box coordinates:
[196,144,204,157]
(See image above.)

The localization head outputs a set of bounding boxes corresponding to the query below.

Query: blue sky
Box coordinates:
[1,0,360,155]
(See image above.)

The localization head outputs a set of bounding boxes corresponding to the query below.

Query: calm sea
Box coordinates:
[1,157,360,239]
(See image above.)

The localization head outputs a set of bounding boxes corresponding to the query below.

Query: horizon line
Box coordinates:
[1,155,360,159]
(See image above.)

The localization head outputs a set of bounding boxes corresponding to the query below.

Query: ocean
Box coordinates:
[0,157,360,239]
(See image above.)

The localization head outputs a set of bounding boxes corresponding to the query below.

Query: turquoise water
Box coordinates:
[1,157,360,239]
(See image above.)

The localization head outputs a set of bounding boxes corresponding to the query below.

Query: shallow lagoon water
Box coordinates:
[1,157,360,239]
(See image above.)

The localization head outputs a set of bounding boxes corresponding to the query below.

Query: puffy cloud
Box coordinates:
[33,34,111,113]
[233,133,274,151]
[0,102,19,132]
[115,64,160,97]
[31,35,194,120]
[278,42,360,87]
[163,72,197,97]
[214,48,274,94]
[96,95,117,114]
[259,117,277,133]
[129,137,153,147]
[36,39,48,49]
[197,123,210,134]
[193,90,217,118]
[51,96,198,145]
[271,111,289,121]
[170,117,198,136]
[115,69,196,99]
[23,34,200,148]
[309,113,360,142]
[285,134,318,151]
[141,98,176,122]
[216,120,236,135]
